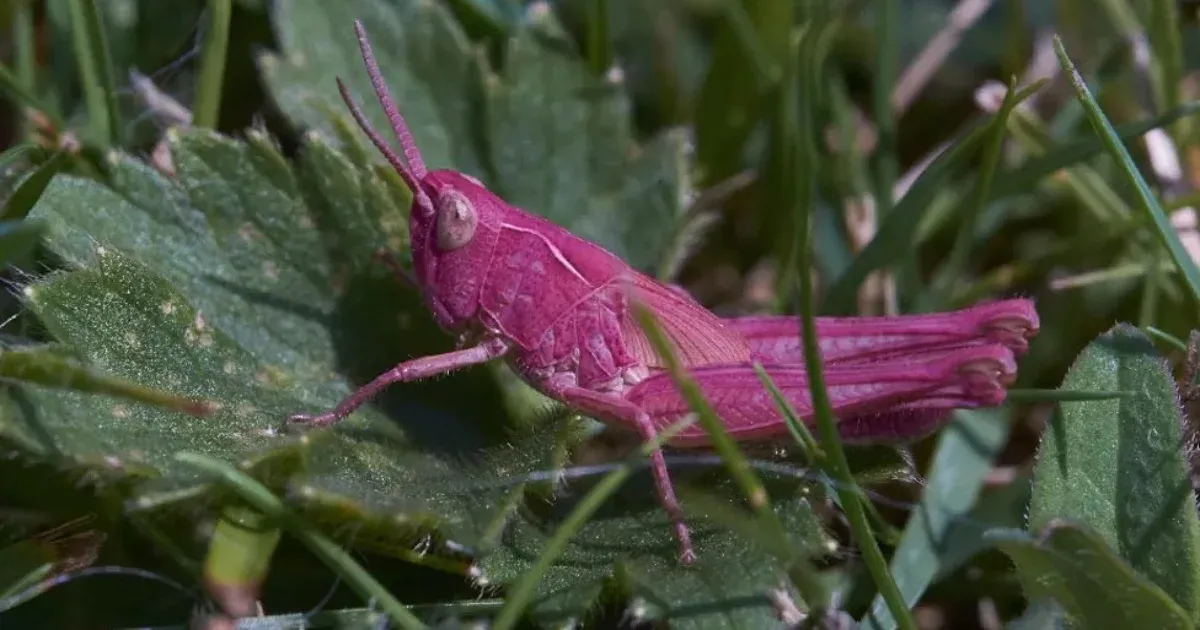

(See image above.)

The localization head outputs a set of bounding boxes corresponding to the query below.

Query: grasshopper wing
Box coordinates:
[621,273,751,369]
[624,342,1017,447]
[727,298,1039,364]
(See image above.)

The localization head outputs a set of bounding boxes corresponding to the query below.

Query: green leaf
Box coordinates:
[0,220,44,267]
[0,149,68,221]
[862,408,1013,630]
[483,16,690,271]
[482,483,830,628]
[17,128,551,539]
[693,0,790,185]
[1005,598,1069,630]
[260,0,691,273]
[987,521,1193,630]
[1029,324,1200,619]
[259,0,490,182]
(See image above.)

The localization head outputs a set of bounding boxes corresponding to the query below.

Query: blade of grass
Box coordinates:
[785,12,914,627]
[1139,262,1162,327]
[1149,0,1184,126]
[921,76,1035,311]
[768,27,807,311]
[634,306,778,524]
[0,64,64,132]
[0,220,45,267]
[1054,36,1200,303]
[193,0,233,129]
[871,0,901,293]
[753,362,824,460]
[584,0,611,76]
[775,17,846,310]
[1005,104,1129,223]
[863,408,1012,630]
[719,0,782,87]
[0,150,69,220]
[693,0,791,184]
[11,0,54,137]
[1005,389,1133,402]
[633,304,834,614]
[490,415,696,630]
[754,361,899,547]
[952,215,1139,305]
[175,452,427,630]
[823,81,1045,314]
[1051,261,1177,291]
[1144,326,1188,352]
[989,100,1200,201]
[65,0,121,146]
[202,505,281,618]
[13,1,36,90]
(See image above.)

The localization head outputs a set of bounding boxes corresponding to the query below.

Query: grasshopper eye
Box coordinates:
[435,190,477,250]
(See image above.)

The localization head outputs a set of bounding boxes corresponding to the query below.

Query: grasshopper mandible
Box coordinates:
[286,20,1040,565]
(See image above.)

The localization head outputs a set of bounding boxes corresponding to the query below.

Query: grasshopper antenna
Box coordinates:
[336,20,429,204]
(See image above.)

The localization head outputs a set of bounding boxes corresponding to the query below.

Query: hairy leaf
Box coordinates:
[988,521,1192,629]
[1030,324,1200,618]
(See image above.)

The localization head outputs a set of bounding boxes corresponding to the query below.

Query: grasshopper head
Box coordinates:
[338,20,500,332]
[408,170,504,331]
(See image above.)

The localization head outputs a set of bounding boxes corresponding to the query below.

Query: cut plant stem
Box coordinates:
[176,453,426,630]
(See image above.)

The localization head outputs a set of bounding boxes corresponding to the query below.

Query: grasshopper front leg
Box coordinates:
[286,340,509,428]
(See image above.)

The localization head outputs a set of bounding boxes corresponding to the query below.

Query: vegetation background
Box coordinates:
[2,0,1200,628]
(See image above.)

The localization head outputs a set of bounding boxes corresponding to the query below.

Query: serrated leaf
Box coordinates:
[482,481,828,629]
[15,128,555,545]
[260,0,489,182]
[987,521,1193,630]
[482,16,689,270]
[261,0,691,273]
[1030,324,1200,617]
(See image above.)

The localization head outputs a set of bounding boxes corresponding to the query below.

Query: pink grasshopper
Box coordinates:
[286,20,1040,565]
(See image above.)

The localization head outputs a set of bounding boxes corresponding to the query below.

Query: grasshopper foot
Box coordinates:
[282,410,344,432]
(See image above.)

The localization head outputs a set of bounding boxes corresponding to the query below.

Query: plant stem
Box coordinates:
[792,10,915,623]
[65,0,121,145]
[194,0,233,129]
